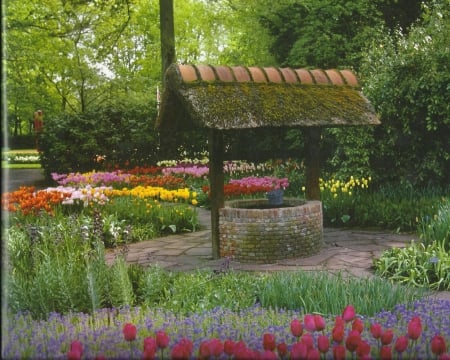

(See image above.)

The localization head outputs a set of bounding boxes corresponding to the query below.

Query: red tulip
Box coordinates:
[407,317,422,340]
[261,349,278,360]
[352,318,364,333]
[142,347,157,360]
[123,323,137,342]
[380,345,392,360]
[356,340,371,357]
[67,349,82,360]
[155,330,170,349]
[438,354,450,360]
[314,314,326,331]
[94,355,106,360]
[291,319,303,337]
[277,342,288,357]
[304,314,316,332]
[318,335,330,353]
[70,341,83,356]
[290,342,308,360]
[333,344,346,360]
[144,337,157,354]
[301,333,314,349]
[342,305,356,322]
[307,347,320,360]
[199,341,211,359]
[224,339,236,356]
[394,335,409,353]
[334,315,344,328]
[171,343,190,360]
[332,325,345,343]
[431,335,447,356]
[381,329,394,345]
[370,323,383,339]
[263,333,276,351]
[345,330,361,352]
[208,338,223,357]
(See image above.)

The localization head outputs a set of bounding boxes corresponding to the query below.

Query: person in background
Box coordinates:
[33,110,43,150]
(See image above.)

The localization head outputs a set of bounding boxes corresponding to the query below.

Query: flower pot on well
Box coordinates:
[267,189,284,206]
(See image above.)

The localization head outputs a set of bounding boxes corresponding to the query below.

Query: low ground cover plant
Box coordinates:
[3,299,449,359]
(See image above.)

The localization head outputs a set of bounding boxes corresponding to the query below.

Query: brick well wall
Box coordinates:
[219,199,323,263]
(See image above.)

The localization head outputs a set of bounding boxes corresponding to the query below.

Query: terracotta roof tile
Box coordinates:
[197,64,216,81]
[248,67,267,83]
[280,68,298,83]
[310,69,330,85]
[340,69,359,86]
[215,66,234,82]
[295,69,314,84]
[179,64,198,82]
[263,67,283,83]
[231,66,251,82]
[325,69,345,85]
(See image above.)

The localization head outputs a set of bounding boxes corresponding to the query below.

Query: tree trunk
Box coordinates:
[159,0,176,90]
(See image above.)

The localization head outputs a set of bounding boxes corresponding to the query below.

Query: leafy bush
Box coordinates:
[39,103,158,180]
[374,240,450,290]
[419,198,450,251]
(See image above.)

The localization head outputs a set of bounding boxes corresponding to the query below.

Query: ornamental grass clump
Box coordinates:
[3,300,449,359]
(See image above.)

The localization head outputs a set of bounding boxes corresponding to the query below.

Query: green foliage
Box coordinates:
[322,183,448,232]
[39,102,158,177]
[418,198,450,251]
[374,240,450,290]
[360,0,450,187]
[257,271,426,316]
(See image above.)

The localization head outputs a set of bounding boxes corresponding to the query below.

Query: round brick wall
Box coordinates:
[219,199,323,263]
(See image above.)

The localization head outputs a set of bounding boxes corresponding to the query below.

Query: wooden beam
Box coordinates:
[303,127,322,200]
[208,129,224,259]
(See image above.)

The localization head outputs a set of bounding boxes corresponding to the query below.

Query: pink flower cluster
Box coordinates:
[229,176,289,191]
[162,165,209,178]
[67,305,449,360]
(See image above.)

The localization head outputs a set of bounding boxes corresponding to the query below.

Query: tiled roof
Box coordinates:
[157,64,380,130]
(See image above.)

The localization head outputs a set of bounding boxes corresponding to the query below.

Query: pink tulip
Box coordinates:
[143,337,157,354]
[70,341,83,356]
[290,318,303,337]
[407,316,422,340]
[155,330,170,349]
[380,345,392,360]
[370,323,383,339]
[334,315,344,328]
[261,349,278,360]
[67,349,82,360]
[123,323,137,342]
[307,347,320,360]
[342,305,356,322]
[356,340,371,357]
[431,335,447,356]
[314,314,326,331]
[301,333,314,349]
[304,314,316,332]
[333,344,346,360]
[394,335,409,353]
[290,342,308,360]
[318,335,330,353]
[381,329,394,345]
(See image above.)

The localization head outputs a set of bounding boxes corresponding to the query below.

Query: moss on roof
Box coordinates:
[157,64,380,131]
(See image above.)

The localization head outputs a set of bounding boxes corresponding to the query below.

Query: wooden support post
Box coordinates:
[208,129,224,259]
[303,127,322,201]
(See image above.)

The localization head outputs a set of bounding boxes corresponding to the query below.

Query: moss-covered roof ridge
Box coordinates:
[157,64,380,130]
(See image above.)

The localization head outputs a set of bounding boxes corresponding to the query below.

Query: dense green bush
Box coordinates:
[39,102,159,179]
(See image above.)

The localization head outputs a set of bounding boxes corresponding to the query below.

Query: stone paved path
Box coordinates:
[106,208,450,301]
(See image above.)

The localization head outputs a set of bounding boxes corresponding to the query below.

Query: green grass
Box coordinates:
[2,149,41,168]
[2,162,42,169]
